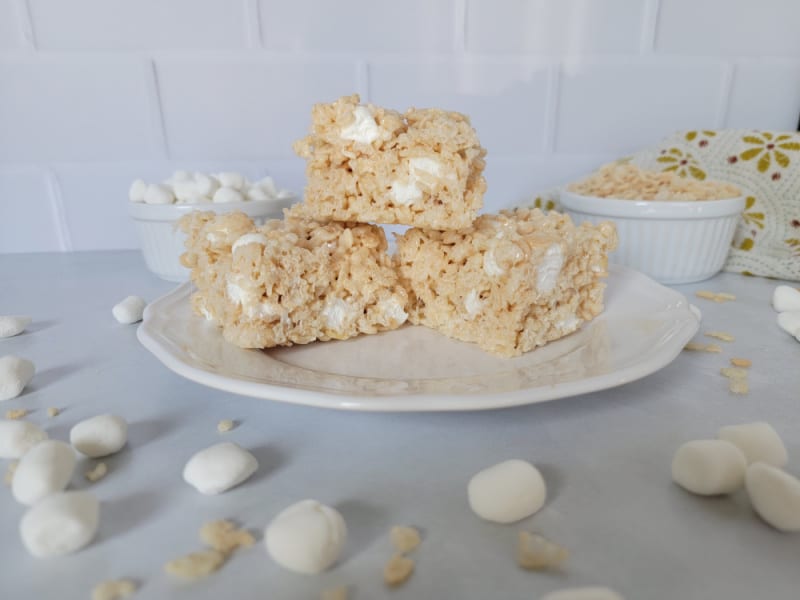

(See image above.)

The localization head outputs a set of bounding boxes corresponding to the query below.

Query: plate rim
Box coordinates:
[137,265,700,412]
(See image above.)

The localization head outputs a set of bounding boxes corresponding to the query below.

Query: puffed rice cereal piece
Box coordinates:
[91,579,137,600]
[5,408,28,420]
[200,520,255,554]
[704,331,734,342]
[85,462,108,483]
[390,525,421,554]
[540,587,625,600]
[164,549,227,580]
[383,553,415,587]
[216,419,235,433]
[517,531,569,571]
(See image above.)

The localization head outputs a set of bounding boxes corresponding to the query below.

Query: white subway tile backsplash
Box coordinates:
[556,60,726,154]
[0,168,61,253]
[27,0,247,51]
[369,59,551,156]
[726,62,800,131]
[259,0,453,53]
[0,0,23,49]
[156,57,358,160]
[0,57,154,162]
[657,0,800,57]
[466,0,645,55]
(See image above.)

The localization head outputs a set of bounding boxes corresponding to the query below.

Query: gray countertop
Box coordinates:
[1,251,798,599]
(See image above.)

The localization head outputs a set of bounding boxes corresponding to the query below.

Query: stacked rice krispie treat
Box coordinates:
[180,94,616,356]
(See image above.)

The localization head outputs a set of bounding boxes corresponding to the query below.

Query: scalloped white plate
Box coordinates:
[137,265,699,412]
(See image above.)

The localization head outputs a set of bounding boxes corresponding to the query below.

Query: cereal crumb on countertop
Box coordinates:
[4,461,18,485]
[200,520,255,554]
[5,409,28,420]
[321,586,349,600]
[383,554,415,587]
[729,378,750,395]
[47,407,60,418]
[517,531,569,571]
[684,342,722,353]
[390,526,421,554]
[85,462,108,483]
[216,419,235,433]
[91,579,137,600]
[164,549,227,580]
[705,331,735,342]
[730,358,752,368]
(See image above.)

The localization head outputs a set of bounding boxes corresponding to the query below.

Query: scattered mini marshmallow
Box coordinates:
[265,499,347,574]
[5,408,28,420]
[85,462,108,483]
[717,422,788,467]
[91,579,137,600]
[164,549,227,580]
[143,183,174,205]
[0,316,31,338]
[540,587,625,600]
[745,462,800,532]
[390,525,421,554]
[772,285,800,313]
[173,179,200,203]
[468,459,546,523]
[212,186,245,204]
[70,414,128,458]
[0,355,35,402]
[217,419,235,433]
[112,296,146,325]
[0,419,48,458]
[383,554,415,587]
[671,439,746,495]
[517,531,569,571]
[193,172,220,198]
[13,440,77,505]
[216,172,245,190]
[183,442,258,495]
[777,311,800,339]
[200,520,255,554]
[245,186,270,202]
[128,179,147,203]
[19,491,99,557]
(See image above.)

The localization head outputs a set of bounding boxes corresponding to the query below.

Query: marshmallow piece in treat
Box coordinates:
[183,442,258,495]
[13,440,76,506]
[70,414,128,458]
[772,285,800,313]
[112,296,146,324]
[717,422,788,467]
[0,420,48,459]
[745,462,800,532]
[0,355,35,402]
[265,499,347,574]
[671,439,746,495]
[468,459,546,523]
[20,491,99,557]
[0,316,31,339]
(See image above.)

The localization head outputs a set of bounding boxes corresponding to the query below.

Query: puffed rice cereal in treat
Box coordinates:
[395,208,617,357]
[292,94,487,230]
[181,211,409,348]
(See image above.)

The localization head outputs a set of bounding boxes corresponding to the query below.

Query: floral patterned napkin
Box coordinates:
[531,130,800,281]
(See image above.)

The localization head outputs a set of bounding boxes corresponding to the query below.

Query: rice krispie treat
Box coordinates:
[180,211,409,349]
[292,94,487,230]
[395,208,618,357]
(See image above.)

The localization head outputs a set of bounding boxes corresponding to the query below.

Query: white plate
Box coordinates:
[137,265,699,412]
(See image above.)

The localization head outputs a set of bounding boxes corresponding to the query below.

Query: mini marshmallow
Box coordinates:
[128,179,147,203]
[20,491,99,557]
[245,186,271,202]
[257,176,278,197]
[0,355,35,402]
[265,499,347,574]
[0,315,31,338]
[182,442,258,495]
[170,170,191,182]
[193,172,220,197]
[216,172,245,190]
[717,422,788,467]
[143,183,175,205]
[172,179,199,203]
[745,462,800,532]
[0,420,48,459]
[276,188,294,200]
[777,311,800,338]
[540,587,625,600]
[468,459,546,523]
[70,414,128,458]
[13,440,76,505]
[212,187,245,204]
[671,439,746,495]
[112,296,146,324]
[772,285,800,313]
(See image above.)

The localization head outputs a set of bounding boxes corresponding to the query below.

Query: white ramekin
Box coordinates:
[129,197,297,282]
[559,190,746,284]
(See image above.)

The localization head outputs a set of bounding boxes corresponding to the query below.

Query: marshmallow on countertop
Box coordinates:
[777,311,800,340]
[0,420,48,459]
[20,491,99,558]
[745,462,800,532]
[468,459,547,523]
[112,296,146,324]
[183,442,258,495]
[265,499,347,574]
[70,414,128,458]
[0,355,35,402]
[12,440,77,506]
[772,285,800,312]
[671,439,746,495]
[717,422,788,467]
[0,316,32,338]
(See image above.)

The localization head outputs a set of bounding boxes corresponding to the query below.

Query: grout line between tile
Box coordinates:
[143,58,170,159]
[244,0,262,49]
[453,0,467,54]
[639,0,661,54]
[356,59,369,101]
[45,169,73,252]
[716,62,735,128]
[542,62,561,153]
[14,0,36,51]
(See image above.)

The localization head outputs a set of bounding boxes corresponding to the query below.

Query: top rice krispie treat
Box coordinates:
[180,211,409,349]
[395,208,618,357]
[292,94,487,230]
